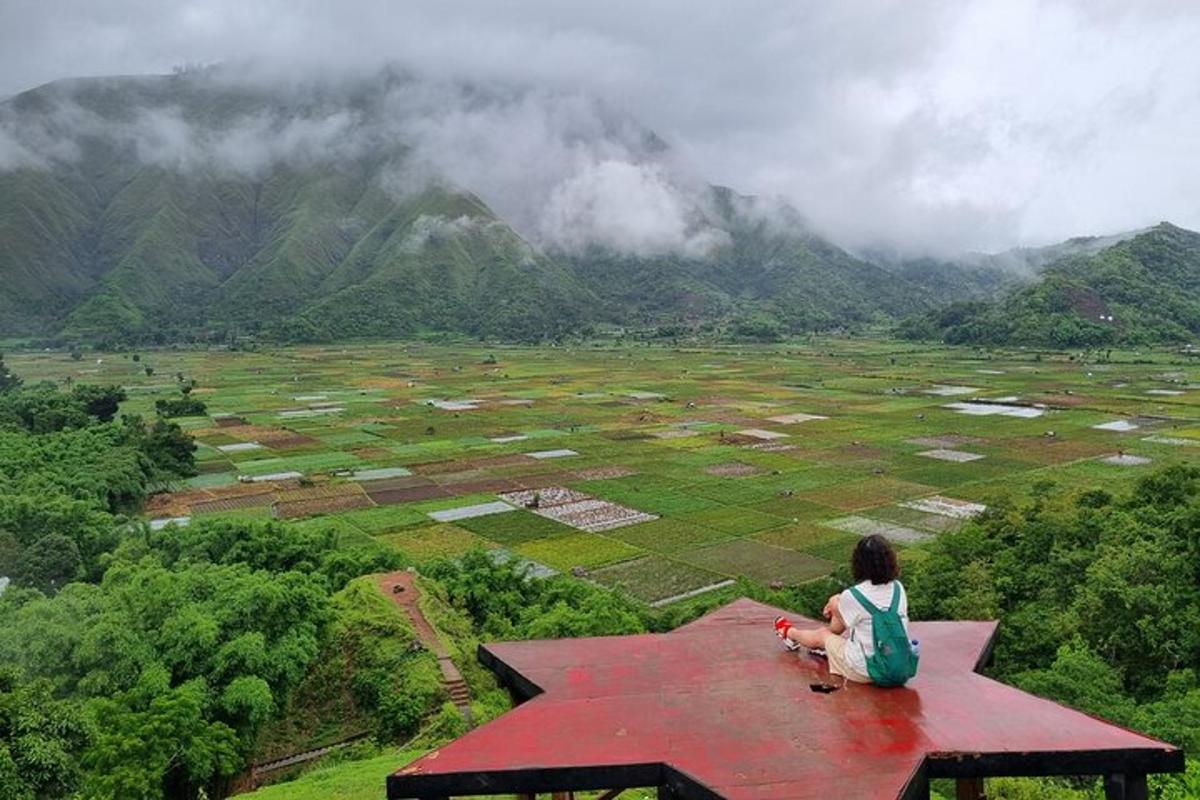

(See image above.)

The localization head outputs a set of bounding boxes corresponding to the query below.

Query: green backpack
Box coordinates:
[848,583,919,687]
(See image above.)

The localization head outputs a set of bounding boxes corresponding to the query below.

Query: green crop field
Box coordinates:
[13,338,1200,605]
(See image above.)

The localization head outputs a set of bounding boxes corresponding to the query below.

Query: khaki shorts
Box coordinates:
[824,635,871,684]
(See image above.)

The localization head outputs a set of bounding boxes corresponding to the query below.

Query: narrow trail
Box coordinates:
[246,731,372,785]
[377,570,474,724]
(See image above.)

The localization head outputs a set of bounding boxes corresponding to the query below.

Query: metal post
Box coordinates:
[956,777,985,799]
[1104,773,1149,800]
[906,770,931,800]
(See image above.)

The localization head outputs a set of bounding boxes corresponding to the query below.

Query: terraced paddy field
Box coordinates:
[13,340,1200,605]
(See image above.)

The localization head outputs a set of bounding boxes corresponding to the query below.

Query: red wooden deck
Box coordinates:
[388,598,1181,799]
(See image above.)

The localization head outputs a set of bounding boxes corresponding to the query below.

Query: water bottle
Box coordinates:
[910,639,921,657]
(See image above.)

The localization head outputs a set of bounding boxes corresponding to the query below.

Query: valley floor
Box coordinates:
[12,338,1200,604]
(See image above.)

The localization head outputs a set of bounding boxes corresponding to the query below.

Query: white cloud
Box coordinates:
[541,160,728,257]
[1,0,1199,255]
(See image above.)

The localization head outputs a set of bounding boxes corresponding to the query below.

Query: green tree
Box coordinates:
[9,533,83,594]
[82,680,240,800]
[72,384,127,423]
[0,354,20,394]
[0,670,90,800]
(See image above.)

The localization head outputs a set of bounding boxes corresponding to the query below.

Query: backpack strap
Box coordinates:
[848,585,882,617]
[849,583,901,615]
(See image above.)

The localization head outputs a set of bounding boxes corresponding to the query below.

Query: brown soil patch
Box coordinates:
[350,447,394,460]
[269,434,320,450]
[1066,285,1114,323]
[1028,393,1095,408]
[432,469,493,486]
[215,416,247,428]
[716,433,761,446]
[359,475,434,492]
[274,494,375,519]
[367,485,452,505]
[447,478,521,495]
[193,493,277,514]
[145,481,285,516]
[276,483,366,503]
[145,490,214,516]
[378,571,447,654]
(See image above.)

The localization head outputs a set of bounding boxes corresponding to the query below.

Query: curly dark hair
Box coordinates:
[851,534,899,584]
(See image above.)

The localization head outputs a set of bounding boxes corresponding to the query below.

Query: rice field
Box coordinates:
[13,338,1200,606]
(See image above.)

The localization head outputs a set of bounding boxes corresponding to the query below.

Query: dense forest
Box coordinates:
[0,354,666,799]
[899,223,1200,348]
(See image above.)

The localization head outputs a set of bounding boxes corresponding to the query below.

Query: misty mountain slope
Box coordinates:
[0,70,1022,343]
[212,167,384,325]
[64,168,233,338]
[277,189,594,341]
[0,169,97,332]
[567,188,936,331]
[900,223,1200,347]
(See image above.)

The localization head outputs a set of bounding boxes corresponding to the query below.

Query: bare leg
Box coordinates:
[785,625,831,649]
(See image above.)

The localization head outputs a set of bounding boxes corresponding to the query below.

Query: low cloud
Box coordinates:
[0,74,732,257]
[541,160,728,257]
[2,1,1200,256]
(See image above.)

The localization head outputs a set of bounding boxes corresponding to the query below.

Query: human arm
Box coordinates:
[824,592,847,635]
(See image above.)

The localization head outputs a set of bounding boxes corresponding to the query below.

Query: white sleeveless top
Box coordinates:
[838,580,910,675]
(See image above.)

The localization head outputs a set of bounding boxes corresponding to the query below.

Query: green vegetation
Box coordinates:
[0,364,448,799]
[904,467,1200,799]
[155,386,208,418]
[908,467,1200,754]
[237,747,427,800]
[901,223,1200,347]
[4,338,1200,798]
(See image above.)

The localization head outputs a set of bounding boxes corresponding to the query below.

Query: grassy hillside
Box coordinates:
[251,575,445,761]
[236,747,426,800]
[900,223,1200,347]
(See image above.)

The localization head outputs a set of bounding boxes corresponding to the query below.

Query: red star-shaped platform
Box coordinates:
[388,599,1180,799]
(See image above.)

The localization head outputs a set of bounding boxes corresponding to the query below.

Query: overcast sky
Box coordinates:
[2,0,1198,255]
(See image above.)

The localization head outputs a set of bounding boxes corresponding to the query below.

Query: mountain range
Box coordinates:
[898,223,1200,347]
[0,71,1195,347]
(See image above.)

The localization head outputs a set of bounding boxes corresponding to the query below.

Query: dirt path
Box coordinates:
[248,731,372,781]
[377,571,473,723]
